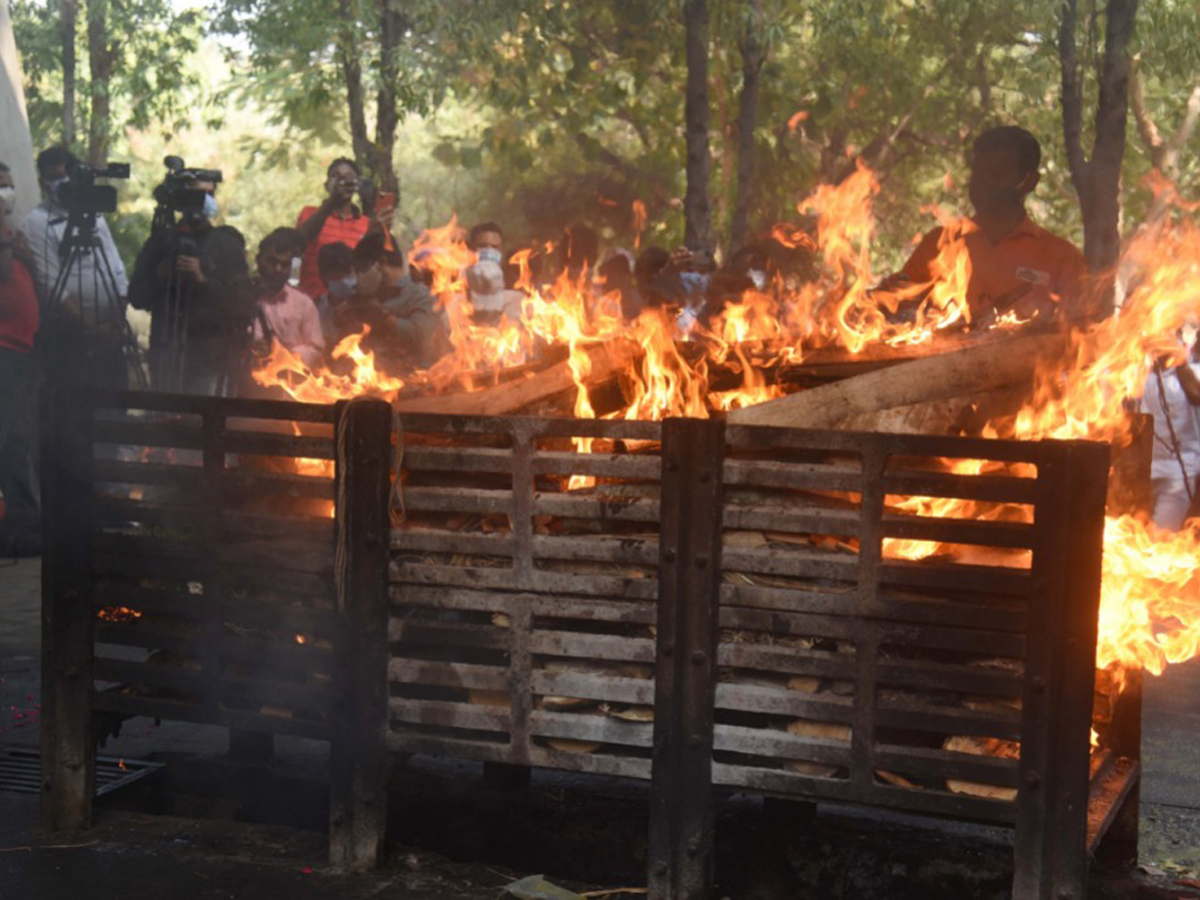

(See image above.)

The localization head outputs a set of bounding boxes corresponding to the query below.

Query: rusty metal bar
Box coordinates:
[648,417,725,900]
[329,398,393,871]
[40,386,97,832]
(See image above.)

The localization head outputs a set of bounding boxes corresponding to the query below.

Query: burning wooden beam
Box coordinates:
[727,331,1070,430]
[395,340,638,416]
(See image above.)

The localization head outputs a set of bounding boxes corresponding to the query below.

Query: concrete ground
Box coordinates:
[3,555,1200,898]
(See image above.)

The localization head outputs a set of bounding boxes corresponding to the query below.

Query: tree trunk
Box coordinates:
[1060,0,1139,316]
[730,0,764,254]
[337,0,372,173]
[60,0,77,149]
[371,0,402,197]
[682,0,714,251]
[85,0,118,166]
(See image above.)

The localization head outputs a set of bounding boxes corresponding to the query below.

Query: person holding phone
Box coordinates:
[295,157,392,300]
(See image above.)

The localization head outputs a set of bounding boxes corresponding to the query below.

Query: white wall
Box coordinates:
[0,3,40,219]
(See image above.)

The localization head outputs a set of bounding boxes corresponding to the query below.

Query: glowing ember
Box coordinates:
[97,606,143,622]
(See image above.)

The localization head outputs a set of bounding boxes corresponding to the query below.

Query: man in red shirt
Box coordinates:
[296,158,389,299]
[0,162,41,556]
[887,126,1089,329]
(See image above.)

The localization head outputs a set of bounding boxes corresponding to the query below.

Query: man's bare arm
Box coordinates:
[1176,362,1200,405]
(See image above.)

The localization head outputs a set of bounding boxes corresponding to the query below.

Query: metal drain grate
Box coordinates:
[0,747,162,796]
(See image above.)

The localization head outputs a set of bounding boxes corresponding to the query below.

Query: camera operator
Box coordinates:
[295,157,391,300]
[17,146,129,389]
[129,164,256,394]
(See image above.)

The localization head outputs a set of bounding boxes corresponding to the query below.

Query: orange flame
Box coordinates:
[252,329,405,404]
[244,172,1200,688]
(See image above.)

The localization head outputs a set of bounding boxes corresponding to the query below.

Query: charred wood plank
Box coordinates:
[40,387,97,831]
[329,399,392,872]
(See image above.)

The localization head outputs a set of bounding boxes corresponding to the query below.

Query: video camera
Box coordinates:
[153,155,223,219]
[58,159,131,216]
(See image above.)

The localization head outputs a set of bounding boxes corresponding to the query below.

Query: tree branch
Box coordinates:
[682,0,714,250]
[1166,81,1200,170]
[337,0,371,170]
[1059,0,1089,190]
[730,0,765,252]
[1090,0,1137,182]
[1128,58,1166,169]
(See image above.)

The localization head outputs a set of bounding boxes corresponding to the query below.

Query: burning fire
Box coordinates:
[252,328,406,404]
[248,167,1200,686]
[882,182,1200,682]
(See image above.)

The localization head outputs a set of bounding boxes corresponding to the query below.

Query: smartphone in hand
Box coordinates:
[376,191,396,221]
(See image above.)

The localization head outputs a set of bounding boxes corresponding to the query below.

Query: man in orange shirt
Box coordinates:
[888,126,1089,329]
[296,158,389,299]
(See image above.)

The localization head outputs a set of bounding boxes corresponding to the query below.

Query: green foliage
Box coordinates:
[11,0,1200,276]
[11,0,205,156]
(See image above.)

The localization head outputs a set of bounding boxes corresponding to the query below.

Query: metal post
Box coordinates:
[40,385,96,831]
[648,417,726,900]
[329,398,393,870]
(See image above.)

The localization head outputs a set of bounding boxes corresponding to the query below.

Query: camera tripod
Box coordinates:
[45,207,149,391]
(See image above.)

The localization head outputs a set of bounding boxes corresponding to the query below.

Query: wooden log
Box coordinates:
[329,399,392,872]
[395,340,638,416]
[835,384,1033,436]
[727,332,1070,430]
[40,387,97,832]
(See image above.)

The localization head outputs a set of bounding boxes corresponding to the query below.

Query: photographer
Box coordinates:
[295,157,390,299]
[18,146,129,389]
[128,167,230,391]
[129,165,256,394]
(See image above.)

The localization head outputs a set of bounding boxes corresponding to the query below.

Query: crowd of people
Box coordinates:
[1,124,1198,556]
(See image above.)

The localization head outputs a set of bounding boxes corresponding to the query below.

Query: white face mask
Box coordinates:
[0,186,15,216]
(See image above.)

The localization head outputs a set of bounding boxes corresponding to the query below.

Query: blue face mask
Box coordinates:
[329,275,357,299]
[202,192,219,220]
[477,247,502,265]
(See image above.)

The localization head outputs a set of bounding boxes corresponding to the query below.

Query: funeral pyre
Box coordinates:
[251,164,1200,695]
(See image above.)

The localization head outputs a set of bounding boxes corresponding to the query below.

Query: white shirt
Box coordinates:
[18,201,128,327]
[253,284,325,370]
[1140,362,1200,482]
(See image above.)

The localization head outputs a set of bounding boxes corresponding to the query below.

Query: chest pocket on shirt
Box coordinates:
[1015,267,1050,286]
